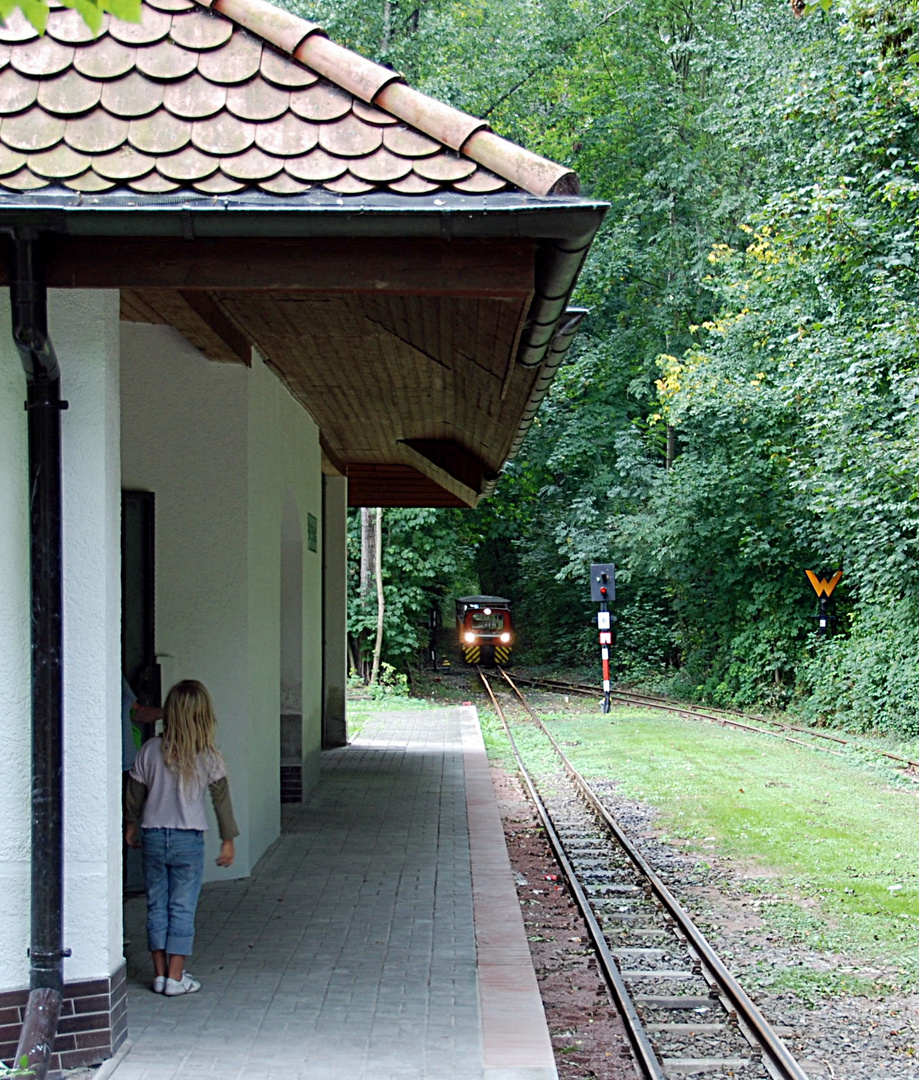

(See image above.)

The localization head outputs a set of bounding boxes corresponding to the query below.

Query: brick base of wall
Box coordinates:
[0,963,127,1072]
[280,763,302,803]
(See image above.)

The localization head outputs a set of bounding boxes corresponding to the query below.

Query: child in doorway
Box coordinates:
[124,679,239,996]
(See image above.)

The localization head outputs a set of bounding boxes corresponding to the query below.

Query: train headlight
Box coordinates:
[499,632,511,643]
[464,632,476,644]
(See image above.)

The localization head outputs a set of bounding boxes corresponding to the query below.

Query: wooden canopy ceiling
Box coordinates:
[106,232,535,507]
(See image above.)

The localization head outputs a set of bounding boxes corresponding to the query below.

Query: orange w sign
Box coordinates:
[805,570,842,598]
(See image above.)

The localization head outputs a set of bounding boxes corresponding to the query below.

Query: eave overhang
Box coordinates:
[1,190,606,507]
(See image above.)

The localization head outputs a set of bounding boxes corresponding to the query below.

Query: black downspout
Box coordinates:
[8,231,68,1080]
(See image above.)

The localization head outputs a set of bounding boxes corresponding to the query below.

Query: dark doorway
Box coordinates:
[121,490,160,892]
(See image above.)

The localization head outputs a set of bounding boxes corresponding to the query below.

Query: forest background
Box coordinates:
[284,0,919,736]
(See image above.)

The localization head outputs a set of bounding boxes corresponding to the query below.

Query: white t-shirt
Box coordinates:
[130,736,227,831]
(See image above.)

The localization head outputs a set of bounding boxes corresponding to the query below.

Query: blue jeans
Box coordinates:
[142,828,205,956]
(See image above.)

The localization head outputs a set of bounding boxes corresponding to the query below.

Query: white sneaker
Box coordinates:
[152,975,166,994]
[164,972,200,996]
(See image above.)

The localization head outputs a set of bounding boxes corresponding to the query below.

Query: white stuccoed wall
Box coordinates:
[0,289,123,991]
[121,326,322,879]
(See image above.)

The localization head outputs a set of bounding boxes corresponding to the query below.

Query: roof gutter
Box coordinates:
[6,230,68,1080]
[482,307,588,498]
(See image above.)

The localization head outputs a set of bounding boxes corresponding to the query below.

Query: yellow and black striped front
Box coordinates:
[494,646,511,666]
[463,645,480,664]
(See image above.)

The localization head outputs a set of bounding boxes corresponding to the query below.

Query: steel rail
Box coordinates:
[493,667,811,1080]
[512,674,919,775]
[476,667,667,1080]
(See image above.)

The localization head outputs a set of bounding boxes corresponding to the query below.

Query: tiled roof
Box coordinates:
[0,0,578,199]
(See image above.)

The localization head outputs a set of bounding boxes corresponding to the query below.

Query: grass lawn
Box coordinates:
[482,699,919,998]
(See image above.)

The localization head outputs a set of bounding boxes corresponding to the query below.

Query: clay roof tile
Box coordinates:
[101,73,165,118]
[129,171,180,191]
[0,145,27,176]
[191,112,255,154]
[65,112,130,154]
[38,70,103,115]
[163,72,227,118]
[94,145,157,180]
[64,169,116,192]
[0,68,38,115]
[318,114,383,159]
[0,10,40,43]
[109,6,173,45]
[128,109,191,154]
[196,26,261,83]
[28,143,92,179]
[169,8,233,49]
[45,7,104,44]
[11,36,74,78]
[260,46,316,89]
[2,109,65,152]
[157,143,219,181]
[289,82,351,123]
[136,38,198,79]
[225,75,288,121]
[254,111,318,156]
[220,144,281,180]
[74,37,136,80]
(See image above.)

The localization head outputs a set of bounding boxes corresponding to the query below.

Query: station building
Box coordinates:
[0,0,606,1066]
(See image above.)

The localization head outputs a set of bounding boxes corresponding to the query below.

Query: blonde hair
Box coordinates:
[162,680,223,792]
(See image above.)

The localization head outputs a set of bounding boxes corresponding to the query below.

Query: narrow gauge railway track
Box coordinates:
[512,673,919,779]
[479,666,809,1080]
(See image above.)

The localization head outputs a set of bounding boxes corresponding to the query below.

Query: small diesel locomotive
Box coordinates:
[456,595,513,665]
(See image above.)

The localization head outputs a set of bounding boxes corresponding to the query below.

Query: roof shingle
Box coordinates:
[0,0,578,199]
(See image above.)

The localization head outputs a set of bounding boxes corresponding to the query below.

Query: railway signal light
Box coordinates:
[591,563,616,714]
[590,563,616,603]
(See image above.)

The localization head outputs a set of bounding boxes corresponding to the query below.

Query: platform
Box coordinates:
[109,706,557,1080]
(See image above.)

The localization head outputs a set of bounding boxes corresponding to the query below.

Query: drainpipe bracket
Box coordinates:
[24,399,69,412]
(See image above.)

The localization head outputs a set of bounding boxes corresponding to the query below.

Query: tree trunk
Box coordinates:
[370,508,384,685]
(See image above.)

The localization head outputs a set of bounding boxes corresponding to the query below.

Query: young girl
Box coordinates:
[124,680,239,996]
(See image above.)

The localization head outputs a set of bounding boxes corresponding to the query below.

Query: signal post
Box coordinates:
[591,563,616,713]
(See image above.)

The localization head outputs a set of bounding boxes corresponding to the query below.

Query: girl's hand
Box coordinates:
[125,822,140,849]
[216,839,235,868]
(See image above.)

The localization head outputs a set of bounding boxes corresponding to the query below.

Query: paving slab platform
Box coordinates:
[111,706,557,1080]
